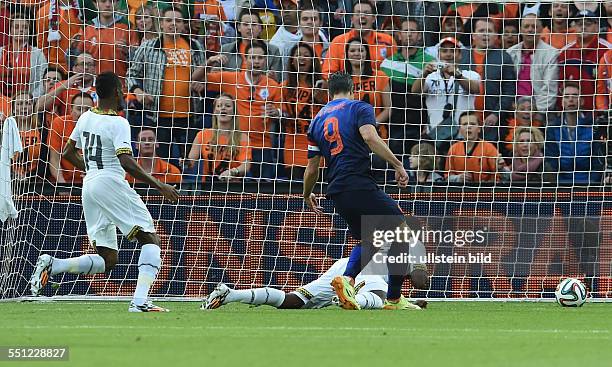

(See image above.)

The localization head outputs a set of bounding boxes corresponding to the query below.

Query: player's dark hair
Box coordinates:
[328,72,354,97]
[344,38,373,77]
[70,92,94,104]
[95,72,122,99]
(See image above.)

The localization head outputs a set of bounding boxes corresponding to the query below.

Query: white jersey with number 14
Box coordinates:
[69,109,133,181]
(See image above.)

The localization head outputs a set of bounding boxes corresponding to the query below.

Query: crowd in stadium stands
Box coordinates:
[2,0,612,186]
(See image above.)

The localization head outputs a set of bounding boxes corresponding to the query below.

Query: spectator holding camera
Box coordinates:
[412,37,480,144]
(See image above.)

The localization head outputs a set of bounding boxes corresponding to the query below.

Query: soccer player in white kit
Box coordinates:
[201,258,425,310]
[29,72,179,312]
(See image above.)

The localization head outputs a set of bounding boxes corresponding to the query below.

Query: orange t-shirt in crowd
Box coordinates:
[596,49,612,111]
[194,0,228,21]
[159,37,192,118]
[352,70,389,139]
[323,29,396,76]
[36,3,83,72]
[193,129,252,181]
[206,71,282,148]
[445,140,500,183]
[14,129,42,178]
[282,80,325,167]
[48,114,84,183]
[76,21,138,79]
[541,26,577,50]
[0,46,34,97]
[127,157,182,184]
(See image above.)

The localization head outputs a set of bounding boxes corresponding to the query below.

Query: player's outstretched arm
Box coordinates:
[62,139,86,172]
[303,156,323,214]
[118,154,179,203]
[359,124,408,188]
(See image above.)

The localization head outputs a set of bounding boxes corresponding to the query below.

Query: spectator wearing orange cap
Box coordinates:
[322,0,396,76]
[425,9,465,59]
[445,111,504,184]
[412,37,480,146]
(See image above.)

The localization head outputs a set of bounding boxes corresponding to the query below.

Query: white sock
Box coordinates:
[355,292,384,309]
[51,255,105,275]
[133,244,161,306]
[225,287,286,307]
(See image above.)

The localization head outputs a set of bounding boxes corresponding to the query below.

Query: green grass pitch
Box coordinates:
[1,301,610,367]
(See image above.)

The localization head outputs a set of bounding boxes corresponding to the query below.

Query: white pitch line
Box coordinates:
[7,325,610,335]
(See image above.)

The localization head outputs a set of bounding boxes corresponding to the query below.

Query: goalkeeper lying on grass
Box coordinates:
[202,258,426,310]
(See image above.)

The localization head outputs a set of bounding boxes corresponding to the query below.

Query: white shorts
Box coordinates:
[82,174,155,250]
[292,258,387,309]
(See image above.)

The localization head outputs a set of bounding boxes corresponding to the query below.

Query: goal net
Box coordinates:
[1,0,611,301]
